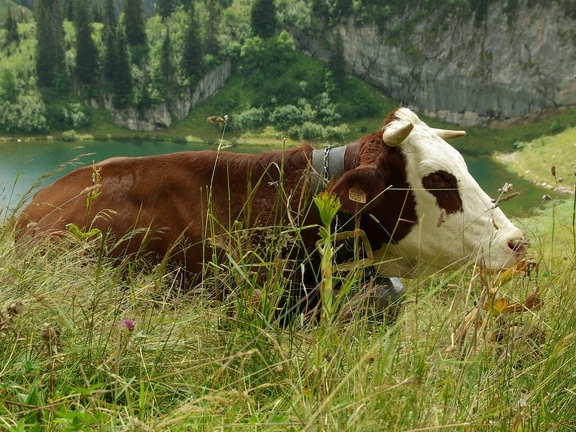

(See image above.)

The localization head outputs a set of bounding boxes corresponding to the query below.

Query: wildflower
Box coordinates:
[40,323,60,355]
[6,300,23,318]
[207,115,226,125]
[41,323,58,344]
[313,190,341,227]
[551,165,556,177]
[123,319,135,332]
[498,183,513,194]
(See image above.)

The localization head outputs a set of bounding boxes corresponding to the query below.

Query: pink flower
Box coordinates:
[123,319,135,332]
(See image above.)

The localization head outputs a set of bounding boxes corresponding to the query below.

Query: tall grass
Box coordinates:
[1,179,575,431]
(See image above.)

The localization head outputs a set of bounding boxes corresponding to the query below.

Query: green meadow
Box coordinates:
[0,159,574,431]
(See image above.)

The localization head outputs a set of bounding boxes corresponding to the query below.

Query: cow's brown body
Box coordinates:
[16,138,413,274]
[17,108,528,292]
[17,146,300,271]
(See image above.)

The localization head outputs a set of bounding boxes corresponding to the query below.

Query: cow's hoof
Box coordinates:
[367,277,405,324]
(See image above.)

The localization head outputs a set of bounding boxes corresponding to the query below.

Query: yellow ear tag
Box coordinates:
[349,187,367,204]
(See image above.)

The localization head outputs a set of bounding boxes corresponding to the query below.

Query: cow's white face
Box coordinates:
[331,108,527,278]
[372,108,527,276]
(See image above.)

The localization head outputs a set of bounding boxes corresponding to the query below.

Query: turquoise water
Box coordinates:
[0,139,547,217]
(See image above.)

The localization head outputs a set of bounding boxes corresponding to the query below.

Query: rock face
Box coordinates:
[107,61,231,131]
[293,1,576,125]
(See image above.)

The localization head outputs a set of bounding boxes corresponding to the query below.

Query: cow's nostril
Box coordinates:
[508,237,529,255]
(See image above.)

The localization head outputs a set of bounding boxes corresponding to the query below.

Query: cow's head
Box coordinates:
[331,108,527,277]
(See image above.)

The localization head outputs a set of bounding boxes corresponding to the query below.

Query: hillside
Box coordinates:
[1,1,575,132]
[496,126,576,195]
[1,0,576,161]
[295,0,576,125]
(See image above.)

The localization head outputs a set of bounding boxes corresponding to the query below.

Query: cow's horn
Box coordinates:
[432,128,466,140]
[382,122,414,147]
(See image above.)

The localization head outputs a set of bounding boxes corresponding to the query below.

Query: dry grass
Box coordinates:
[1,190,575,430]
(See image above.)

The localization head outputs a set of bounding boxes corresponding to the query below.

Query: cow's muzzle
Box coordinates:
[508,236,529,258]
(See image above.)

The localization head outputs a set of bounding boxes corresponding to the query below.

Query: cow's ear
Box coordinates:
[330,165,386,214]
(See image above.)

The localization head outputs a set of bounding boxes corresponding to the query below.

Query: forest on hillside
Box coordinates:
[1,0,573,137]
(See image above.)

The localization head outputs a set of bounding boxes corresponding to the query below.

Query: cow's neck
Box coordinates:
[311,145,347,194]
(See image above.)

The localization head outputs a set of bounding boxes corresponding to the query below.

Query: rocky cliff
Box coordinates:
[101,61,231,131]
[293,1,576,126]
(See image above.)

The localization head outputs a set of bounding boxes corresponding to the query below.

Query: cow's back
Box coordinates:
[16,147,315,273]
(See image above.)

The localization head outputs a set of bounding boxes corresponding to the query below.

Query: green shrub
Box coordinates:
[233,107,267,130]
[0,91,48,132]
[65,103,90,129]
[61,129,78,141]
[269,104,302,130]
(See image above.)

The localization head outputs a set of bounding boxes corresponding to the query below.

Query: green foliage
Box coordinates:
[41,101,90,130]
[34,0,66,88]
[471,0,491,27]
[250,0,276,39]
[155,0,175,19]
[61,128,77,141]
[203,0,220,57]
[64,102,90,128]
[269,103,303,130]
[227,32,356,142]
[0,89,48,132]
[104,0,117,28]
[1,184,575,429]
[122,0,146,46]
[3,7,19,45]
[0,67,17,103]
[102,20,117,88]
[329,31,345,87]
[113,20,133,107]
[73,0,98,86]
[158,29,175,94]
[218,0,252,58]
[275,0,313,32]
[181,0,204,83]
[233,106,266,130]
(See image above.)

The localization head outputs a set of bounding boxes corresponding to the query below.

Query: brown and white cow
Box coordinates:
[16,108,527,290]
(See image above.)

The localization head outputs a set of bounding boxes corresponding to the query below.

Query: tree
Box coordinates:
[123,0,146,46]
[102,28,117,87]
[35,0,66,88]
[181,1,204,83]
[113,21,133,107]
[74,0,98,86]
[159,28,175,95]
[92,2,103,23]
[311,0,329,20]
[251,0,277,39]
[62,0,74,21]
[156,0,175,19]
[4,8,20,45]
[335,0,352,21]
[104,0,117,29]
[0,69,18,103]
[329,31,346,88]
[102,0,118,88]
[204,0,220,57]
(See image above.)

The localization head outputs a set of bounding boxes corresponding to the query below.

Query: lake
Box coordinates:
[0,139,548,218]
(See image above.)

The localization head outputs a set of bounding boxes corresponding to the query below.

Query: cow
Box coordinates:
[16,108,528,319]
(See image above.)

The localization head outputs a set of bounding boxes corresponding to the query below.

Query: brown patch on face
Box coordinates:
[333,144,418,248]
[421,170,463,214]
